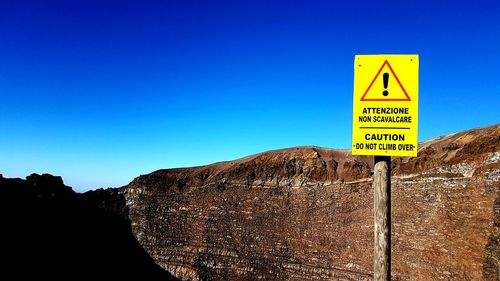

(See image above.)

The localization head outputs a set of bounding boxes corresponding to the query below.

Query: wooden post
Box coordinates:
[373,156,391,281]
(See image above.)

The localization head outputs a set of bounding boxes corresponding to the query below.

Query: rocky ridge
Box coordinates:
[123,124,499,280]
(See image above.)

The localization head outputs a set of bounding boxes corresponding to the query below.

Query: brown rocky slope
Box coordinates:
[118,124,499,280]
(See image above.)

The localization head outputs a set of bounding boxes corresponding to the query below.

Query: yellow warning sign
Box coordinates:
[352,55,419,157]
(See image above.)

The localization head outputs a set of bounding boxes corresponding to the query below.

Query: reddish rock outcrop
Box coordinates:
[123,124,499,280]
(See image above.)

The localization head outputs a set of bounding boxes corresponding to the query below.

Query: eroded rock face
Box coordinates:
[124,124,499,280]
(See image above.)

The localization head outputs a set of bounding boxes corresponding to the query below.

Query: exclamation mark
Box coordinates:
[383,73,389,96]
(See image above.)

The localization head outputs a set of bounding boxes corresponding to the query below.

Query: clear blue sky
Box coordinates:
[1,0,499,191]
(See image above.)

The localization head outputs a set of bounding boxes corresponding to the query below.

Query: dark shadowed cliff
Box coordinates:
[0,173,177,280]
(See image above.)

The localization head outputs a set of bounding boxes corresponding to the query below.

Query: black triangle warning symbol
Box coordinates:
[360,60,411,101]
